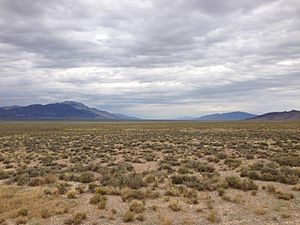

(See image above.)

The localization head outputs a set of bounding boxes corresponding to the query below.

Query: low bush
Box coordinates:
[224,159,242,169]
[75,185,85,194]
[123,210,135,222]
[274,155,300,167]
[121,188,145,201]
[15,217,28,224]
[217,188,226,196]
[136,213,145,221]
[56,183,70,195]
[169,200,181,211]
[95,186,120,195]
[170,175,215,191]
[206,210,219,223]
[240,163,299,185]
[67,190,77,199]
[40,208,52,218]
[78,172,94,183]
[89,194,107,207]
[221,194,244,204]
[0,169,9,180]
[101,172,145,189]
[266,184,276,194]
[17,208,28,217]
[143,174,156,183]
[28,177,43,186]
[129,200,145,213]
[43,174,57,184]
[276,191,294,200]
[225,176,258,191]
[65,212,87,225]
[291,185,300,191]
[184,160,215,173]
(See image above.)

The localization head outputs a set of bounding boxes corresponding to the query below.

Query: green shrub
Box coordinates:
[75,185,85,194]
[184,160,215,173]
[17,208,28,217]
[56,183,70,194]
[217,188,226,196]
[225,176,258,191]
[225,176,240,189]
[88,183,97,192]
[0,169,9,180]
[143,174,156,183]
[224,159,242,169]
[240,179,258,191]
[78,172,94,183]
[98,196,107,209]
[274,156,300,167]
[89,194,101,205]
[240,163,299,185]
[170,174,214,191]
[43,187,52,195]
[101,172,145,189]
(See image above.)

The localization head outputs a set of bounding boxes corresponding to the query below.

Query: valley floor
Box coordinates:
[0,122,299,225]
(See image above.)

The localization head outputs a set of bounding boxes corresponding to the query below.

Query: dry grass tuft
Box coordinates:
[206,209,220,223]
[254,206,267,215]
[122,210,135,222]
[158,211,172,225]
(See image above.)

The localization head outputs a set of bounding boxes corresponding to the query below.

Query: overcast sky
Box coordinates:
[0,0,299,119]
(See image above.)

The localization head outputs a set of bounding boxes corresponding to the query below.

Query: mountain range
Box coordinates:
[0,101,299,121]
[194,111,257,121]
[176,110,300,121]
[0,101,138,120]
[248,110,300,121]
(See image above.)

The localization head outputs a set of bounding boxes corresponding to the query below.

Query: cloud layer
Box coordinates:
[0,0,299,118]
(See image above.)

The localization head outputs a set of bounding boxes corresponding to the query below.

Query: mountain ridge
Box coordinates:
[249,110,300,121]
[0,101,138,120]
[194,111,257,121]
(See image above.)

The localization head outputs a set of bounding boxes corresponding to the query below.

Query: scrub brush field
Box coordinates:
[0,122,299,225]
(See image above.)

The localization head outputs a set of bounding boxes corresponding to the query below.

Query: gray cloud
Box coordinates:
[0,0,299,118]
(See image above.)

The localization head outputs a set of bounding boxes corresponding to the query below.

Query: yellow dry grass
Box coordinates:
[0,185,76,220]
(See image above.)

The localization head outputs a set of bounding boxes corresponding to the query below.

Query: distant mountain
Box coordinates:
[174,116,196,120]
[249,110,300,121]
[114,113,139,120]
[195,111,257,121]
[62,101,119,119]
[0,105,20,110]
[0,101,138,120]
